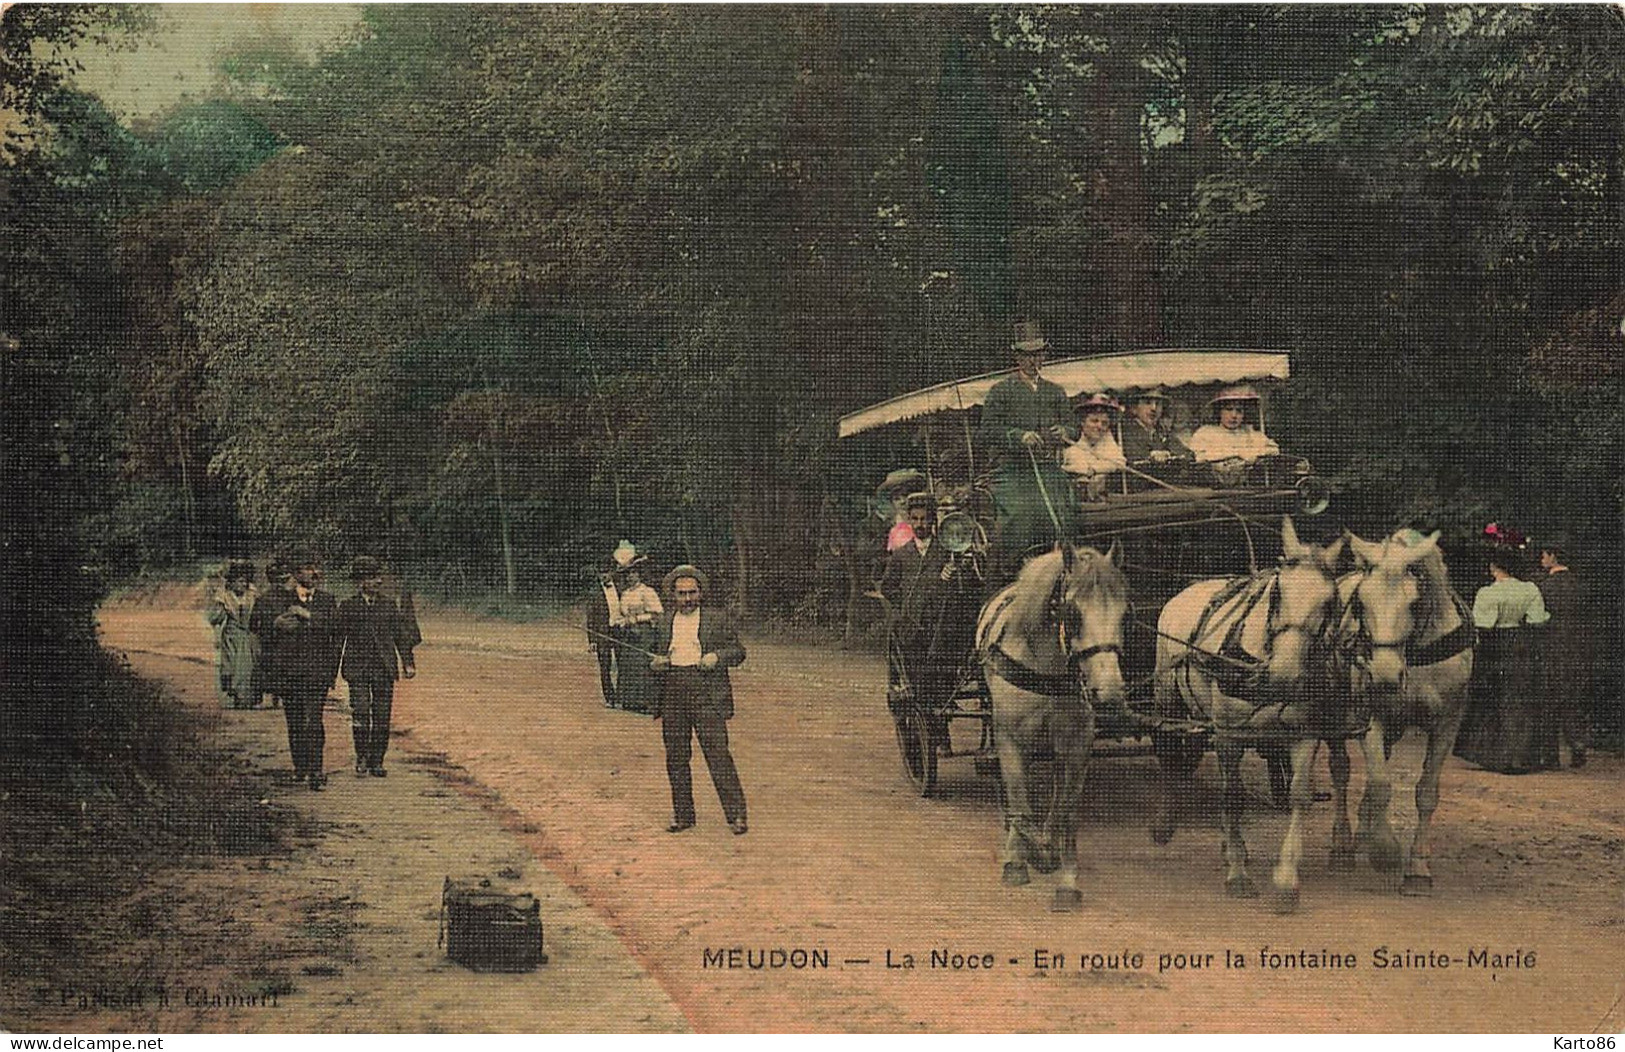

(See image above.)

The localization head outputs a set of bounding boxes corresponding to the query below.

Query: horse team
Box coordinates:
[975,518,1473,914]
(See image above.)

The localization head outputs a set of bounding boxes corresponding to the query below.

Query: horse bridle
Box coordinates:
[1046,571,1123,676]
[1263,557,1342,649]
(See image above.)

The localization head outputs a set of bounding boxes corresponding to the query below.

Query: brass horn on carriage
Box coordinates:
[937,510,982,554]
[1296,475,1331,517]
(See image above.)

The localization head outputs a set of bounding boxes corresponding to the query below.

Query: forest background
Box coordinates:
[4,5,1620,733]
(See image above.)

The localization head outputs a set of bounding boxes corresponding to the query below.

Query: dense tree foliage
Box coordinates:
[8,5,1621,638]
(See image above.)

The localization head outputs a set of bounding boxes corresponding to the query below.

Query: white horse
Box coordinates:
[1151,518,1349,912]
[976,543,1128,912]
[1328,530,1475,894]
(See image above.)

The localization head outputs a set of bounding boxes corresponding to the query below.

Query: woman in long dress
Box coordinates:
[614,563,664,713]
[1454,550,1551,773]
[207,561,262,709]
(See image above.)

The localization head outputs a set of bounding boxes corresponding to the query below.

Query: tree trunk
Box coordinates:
[729,503,753,618]
[171,420,195,559]
[490,439,517,596]
[1091,49,1163,348]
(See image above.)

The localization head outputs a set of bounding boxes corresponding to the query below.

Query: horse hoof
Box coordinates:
[1224,875,1258,899]
[1002,862,1031,887]
[1050,887,1083,912]
[1400,874,1434,897]
[1369,839,1404,874]
[1269,886,1301,915]
[1150,823,1175,846]
[1328,848,1357,873]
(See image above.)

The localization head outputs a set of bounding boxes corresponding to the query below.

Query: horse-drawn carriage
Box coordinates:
[840,349,1328,797]
[839,349,1474,913]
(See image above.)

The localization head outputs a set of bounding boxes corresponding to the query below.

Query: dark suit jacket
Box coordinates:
[651,606,746,719]
[1121,420,1192,463]
[258,587,340,692]
[1536,569,1591,673]
[880,539,950,640]
[585,574,617,642]
[339,593,418,683]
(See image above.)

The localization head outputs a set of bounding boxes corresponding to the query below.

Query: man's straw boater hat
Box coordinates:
[662,563,709,595]
[876,468,927,499]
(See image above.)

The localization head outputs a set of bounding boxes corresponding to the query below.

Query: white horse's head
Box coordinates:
[1004,542,1129,708]
[1347,529,1442,692]
[1264,517,1347,687]
[1057,541,1129,708]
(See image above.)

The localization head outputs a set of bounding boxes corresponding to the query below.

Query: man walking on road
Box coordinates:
[260,553,341,790]
[648,565,749,835]
[338,556,418,779]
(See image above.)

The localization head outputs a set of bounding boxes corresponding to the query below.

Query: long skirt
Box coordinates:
[216,623,263,709]
[616,623,658,713]
[1453,628,1554,774]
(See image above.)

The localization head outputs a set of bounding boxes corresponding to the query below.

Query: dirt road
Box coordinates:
[99,597,1623,1032]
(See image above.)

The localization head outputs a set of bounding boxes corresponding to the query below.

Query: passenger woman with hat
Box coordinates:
[1060,393,1127,496]
[1186,385,1280,466]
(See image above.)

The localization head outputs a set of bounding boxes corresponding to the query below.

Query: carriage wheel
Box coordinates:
[893,705,938,797]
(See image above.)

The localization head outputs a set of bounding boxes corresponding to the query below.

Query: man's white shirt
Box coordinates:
[669,609,704,667]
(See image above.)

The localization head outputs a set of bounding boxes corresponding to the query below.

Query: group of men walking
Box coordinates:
[206,554,420,791]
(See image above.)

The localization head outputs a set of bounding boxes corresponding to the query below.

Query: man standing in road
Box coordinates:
[648,565,749,835]
[260,553,341,791]
[338,556,418,779]
[586,548,624,709]
[1536,537,1590,768]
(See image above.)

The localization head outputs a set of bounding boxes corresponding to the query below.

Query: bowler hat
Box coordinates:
[903,491,937,512]
[1010,318,1049,354]
[225,561,256,583]
[662,563,710,595]
[350,556,384,581]
[1129,387,1171,403]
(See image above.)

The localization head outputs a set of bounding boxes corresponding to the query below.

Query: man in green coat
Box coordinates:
[978,320,1078,586]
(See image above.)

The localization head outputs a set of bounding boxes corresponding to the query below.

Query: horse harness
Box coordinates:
[981,584,1120,701]
[1340,581,1476,669]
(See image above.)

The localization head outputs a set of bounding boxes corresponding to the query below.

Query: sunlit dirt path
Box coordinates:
[102,598,1624,1033]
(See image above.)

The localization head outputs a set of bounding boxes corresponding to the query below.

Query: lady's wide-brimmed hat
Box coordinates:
[876,467,927,499]
[1207,384,1261,405]
[662,563,709,595]
[1078,393,1124,414]
[611,540,648,570]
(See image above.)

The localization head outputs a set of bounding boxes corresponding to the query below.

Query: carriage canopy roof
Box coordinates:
[837,349,1292,439]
